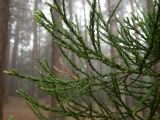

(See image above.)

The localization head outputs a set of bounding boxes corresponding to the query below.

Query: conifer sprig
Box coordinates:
[5,0,160,119]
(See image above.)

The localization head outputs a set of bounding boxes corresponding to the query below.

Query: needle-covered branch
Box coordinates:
[5,0,160,119]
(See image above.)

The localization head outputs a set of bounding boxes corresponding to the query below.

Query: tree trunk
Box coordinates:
[9,23,20,96]
[107,0,118,112]
[82,0,90,73]
[68,0,76,64]
[130,0,135,14]
[107,0,117,59]
[0,0,10,119]
[124,0,135,109]
[31,0,39,97]
[146,0,153,13]
[49,0,63,120]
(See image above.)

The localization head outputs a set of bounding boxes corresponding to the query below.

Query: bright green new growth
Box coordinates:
[5,0,160,119]
[8,115,15,120]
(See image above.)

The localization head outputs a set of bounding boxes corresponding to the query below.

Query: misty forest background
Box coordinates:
[0,0,154,120]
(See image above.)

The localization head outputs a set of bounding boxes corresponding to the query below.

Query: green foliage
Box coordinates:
[8,115,15,120]
[5,0,160,119]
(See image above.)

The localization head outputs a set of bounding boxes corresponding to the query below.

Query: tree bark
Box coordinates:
[68,0,76,64]
[0,0,10,119]
[31,0,39,97]
[10,23,20,96]
[146,0,153,13]
[49,0,63,120]
[107,0,119,113]
[82,0,90,73]
[107,0,117,59]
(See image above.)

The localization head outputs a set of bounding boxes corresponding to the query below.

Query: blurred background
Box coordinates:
[0,0,152,119]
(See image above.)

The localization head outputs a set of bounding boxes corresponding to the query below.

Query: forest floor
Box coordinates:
[3,97,80,120]
[3,97,49,120]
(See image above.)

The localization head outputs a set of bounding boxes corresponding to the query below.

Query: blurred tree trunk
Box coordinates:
[49,0,63,120]
[17,31,24,90]
[0,0,10,119]
[10,23,20,96]
[68,0,76,64]
[107,0,117,59]
[130,0,135,13]
[4,24,12,102]
[124,0,135,109]
[82,0,90,73]
[31,0,39,97]
[146,0,153,13]
[107,0,119,112]
[50,0,61,108]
